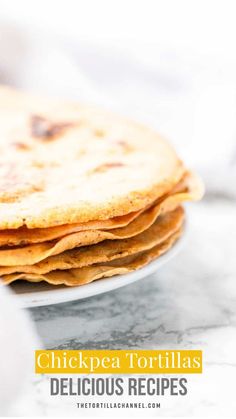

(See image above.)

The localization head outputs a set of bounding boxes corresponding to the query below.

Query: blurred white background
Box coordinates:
[0,0,236,184]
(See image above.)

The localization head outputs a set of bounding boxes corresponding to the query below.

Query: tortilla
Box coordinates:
[2,228,182,286]
[0,172,190,247]
[0,171,190,247]
[0,86,185,229]
[0,206,184,275]
[0,208,144,247]
[0,169,201,266]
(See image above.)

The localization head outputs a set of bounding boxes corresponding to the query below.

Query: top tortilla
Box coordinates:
[0,86,184,229]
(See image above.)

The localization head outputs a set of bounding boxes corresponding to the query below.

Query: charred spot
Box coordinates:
[30,115,75,140]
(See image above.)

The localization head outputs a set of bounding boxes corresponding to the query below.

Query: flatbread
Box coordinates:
[0,169,201,266]
[0,86,184,229]
[0,208,144,247]
[0,171,190,247]
[2,228,182,286]
[0,206,184,275]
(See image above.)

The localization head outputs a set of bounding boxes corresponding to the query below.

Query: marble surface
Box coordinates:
[10,198,235,416]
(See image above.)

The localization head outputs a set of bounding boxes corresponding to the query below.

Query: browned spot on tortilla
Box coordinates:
[94,128,105,137]
[11,142,31,151]
[77,149,86,158]
[0,162,45,203]
[0,183,44,203]
[32,160,45,169]
[116,140,135,154]
[32,160,60,169]
[89,162,125,174]
[30,115,75,140]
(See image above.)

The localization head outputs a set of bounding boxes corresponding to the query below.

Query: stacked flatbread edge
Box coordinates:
[0,86,204,287]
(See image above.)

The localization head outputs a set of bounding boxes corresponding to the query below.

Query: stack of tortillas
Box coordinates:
[0,86,203,287]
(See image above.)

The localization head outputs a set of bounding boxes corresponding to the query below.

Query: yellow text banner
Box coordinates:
[35,350,202,374]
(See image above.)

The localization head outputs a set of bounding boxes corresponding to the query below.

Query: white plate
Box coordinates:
[10,229,186,308]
